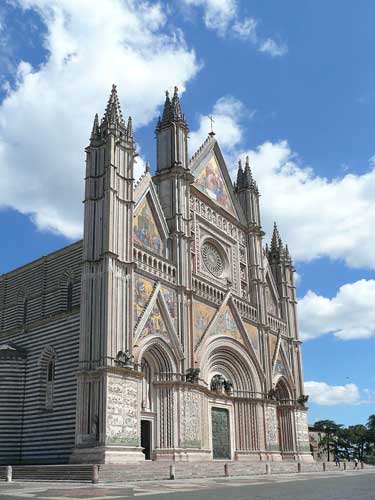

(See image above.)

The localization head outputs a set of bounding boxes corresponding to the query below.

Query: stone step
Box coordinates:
[0,461,372,483]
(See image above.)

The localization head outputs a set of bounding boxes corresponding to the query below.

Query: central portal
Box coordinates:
[211,407,231,459]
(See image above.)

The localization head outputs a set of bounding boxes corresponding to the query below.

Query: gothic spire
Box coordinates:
[90,113,100,143]
[243,156,254,188]
[102,84,125,129]
[271,222,282,253]
[236,159,244,189]
[158,86,188,129]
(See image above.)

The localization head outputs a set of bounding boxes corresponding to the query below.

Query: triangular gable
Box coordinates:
[243,322,260,355]
[269,333,279,361]
[265,267,281,317]
[196,293,265,382]
[134,282,183,359]
[134,197,164,256]
[272,342,294,385]
[193,300,217,348]
[191,139,241,218]
[134,177,169,257]
[212,304,243,343]
[134,274,155,323]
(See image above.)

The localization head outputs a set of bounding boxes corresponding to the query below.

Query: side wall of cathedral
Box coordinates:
[0,243,82,464]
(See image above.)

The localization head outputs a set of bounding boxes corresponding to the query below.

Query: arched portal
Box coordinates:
[137,340,178,460]
[275,378,295,455]
[200,339,265,460]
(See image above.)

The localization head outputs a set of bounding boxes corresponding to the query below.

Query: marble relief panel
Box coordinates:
[180,390,202,449]
[134,198,163,255]
[265,405,279,451]
[193,301,217,347]
[106,376,139,446]
[295,410,310,452]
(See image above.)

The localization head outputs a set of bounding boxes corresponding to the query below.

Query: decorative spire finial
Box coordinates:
[90,113,100,142]
[271,222,281,253]
[102,84,125,128]
[145,160,150,173]
[236,159,244,189]
[158,85,188,129]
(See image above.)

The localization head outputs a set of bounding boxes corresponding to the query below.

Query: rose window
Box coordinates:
[201,242,224,277]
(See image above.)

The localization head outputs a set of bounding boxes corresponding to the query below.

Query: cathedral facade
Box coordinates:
[0,86,311,465]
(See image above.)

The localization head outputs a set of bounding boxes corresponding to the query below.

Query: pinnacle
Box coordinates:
[236,159,244,189]
[159,85,188,129]
[90,113,100,142]
[271,222,282,253]
[103,84,125,128]
[243,155,254,189]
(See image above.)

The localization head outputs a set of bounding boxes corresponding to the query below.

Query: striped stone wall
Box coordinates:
[0,241,83,464]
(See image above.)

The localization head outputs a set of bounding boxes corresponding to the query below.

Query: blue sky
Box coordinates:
[0,0,374,426]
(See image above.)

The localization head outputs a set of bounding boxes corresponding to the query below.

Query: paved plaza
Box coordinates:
[0,470,374,500]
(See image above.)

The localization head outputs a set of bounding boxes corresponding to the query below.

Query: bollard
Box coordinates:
[169,465,175,480]
[92,464,99,484]
[343,462,347,471]
[265,463,271,475]
[361,462,364,470]
[5,466,12,483]
[323,462,326,472]
[297,462,302,473]
[224,463,230,477]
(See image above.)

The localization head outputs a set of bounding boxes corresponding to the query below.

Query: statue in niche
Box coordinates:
[297,394,309,407]
[115,350,134,368]
[210,374,233,394]
[268,388,277,400]
[185,368,200,384]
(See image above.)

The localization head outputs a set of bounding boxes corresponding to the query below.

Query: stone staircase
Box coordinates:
[0,461,372,483]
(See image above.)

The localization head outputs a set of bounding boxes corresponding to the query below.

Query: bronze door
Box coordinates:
[212,407,231,459]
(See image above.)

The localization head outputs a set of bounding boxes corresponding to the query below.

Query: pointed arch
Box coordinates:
[60,268,76,312]
[38,346,57,411]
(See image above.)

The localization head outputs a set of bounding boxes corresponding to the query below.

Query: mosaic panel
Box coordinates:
[161,285,177,326]
[213,305,242,343]
[244,322,259,353]
[193,154,235,216]
[140,303,168,340]
[134,275,154,321]
[275,354,287,377]
[134,198,163,255]
[269,333,278,360]
[193,301,217,347]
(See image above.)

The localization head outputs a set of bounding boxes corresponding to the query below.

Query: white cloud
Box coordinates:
[189,96,375,270]
[259,38,288,57]
[305,381,360,406]
[0,0,199,238]
[298,280,375,341]
[189,95,249,157]
[243,141,375,269]
[181,0,287,55]
[232,17,258,42]
[182,0,236,35]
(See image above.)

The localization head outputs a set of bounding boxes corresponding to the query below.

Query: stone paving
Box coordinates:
[0,469,374,499]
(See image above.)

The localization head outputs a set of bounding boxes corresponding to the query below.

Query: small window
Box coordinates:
[67,282,73,311]
[45,358,55,410]
[23,298,28,325]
